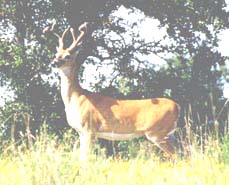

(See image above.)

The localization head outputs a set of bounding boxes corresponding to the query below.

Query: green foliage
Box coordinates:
[0,0,228,144]
[221,133,229,164]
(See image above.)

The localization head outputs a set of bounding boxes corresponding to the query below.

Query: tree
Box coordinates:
[0,0,69,140]
[0,0,228,143]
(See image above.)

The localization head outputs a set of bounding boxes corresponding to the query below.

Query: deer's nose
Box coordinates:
[51,59,65,68]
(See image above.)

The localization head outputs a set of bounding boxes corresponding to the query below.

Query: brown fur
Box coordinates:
[49,24,180,160]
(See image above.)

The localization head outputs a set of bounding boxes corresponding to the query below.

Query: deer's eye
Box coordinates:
[64,55,71,60]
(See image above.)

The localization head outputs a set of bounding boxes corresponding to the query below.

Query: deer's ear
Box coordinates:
[56,46,60,51]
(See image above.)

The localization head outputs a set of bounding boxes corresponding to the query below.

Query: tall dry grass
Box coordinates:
[0,101,228,185]
[0,125,228,185]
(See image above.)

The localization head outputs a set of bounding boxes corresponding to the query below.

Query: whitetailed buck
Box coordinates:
[43,23,180,161]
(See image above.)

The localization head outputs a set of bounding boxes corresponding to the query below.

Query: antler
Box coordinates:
[43,23,69,49]
[43,22,87,51]
[68,22,87,52]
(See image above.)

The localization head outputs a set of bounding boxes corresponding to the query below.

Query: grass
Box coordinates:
[1,99,229,185]
[0,150,228,185]
[0,129,229,185]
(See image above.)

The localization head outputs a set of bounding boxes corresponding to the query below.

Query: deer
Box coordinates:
[43,22,180,161]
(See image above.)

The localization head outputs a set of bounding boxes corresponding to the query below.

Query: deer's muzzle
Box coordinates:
[51,59,66,68]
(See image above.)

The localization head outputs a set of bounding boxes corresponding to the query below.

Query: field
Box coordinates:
[0,129,229,185]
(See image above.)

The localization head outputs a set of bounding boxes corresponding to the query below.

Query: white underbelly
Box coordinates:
[96,132,142,141]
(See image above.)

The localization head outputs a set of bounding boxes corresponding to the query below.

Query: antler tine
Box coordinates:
[43,23,69,49]
[48,23,62,39]
[68,22,87,52]
[55,27,69,49]
[70,28,77,41]
[61,27,70,41]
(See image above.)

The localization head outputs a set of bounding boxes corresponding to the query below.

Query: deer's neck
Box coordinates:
[58,67,82,105]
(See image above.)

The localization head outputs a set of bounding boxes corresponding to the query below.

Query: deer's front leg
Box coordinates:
[79,133,94,161]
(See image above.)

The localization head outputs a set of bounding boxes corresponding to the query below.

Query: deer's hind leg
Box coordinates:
[145,133,176,157]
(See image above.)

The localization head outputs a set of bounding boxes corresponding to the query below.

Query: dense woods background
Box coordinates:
[0,0,228,152]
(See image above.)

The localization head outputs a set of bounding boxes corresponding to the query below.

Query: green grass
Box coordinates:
[0,131,229,185]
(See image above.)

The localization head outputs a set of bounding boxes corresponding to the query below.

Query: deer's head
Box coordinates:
[43,23,87,71]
